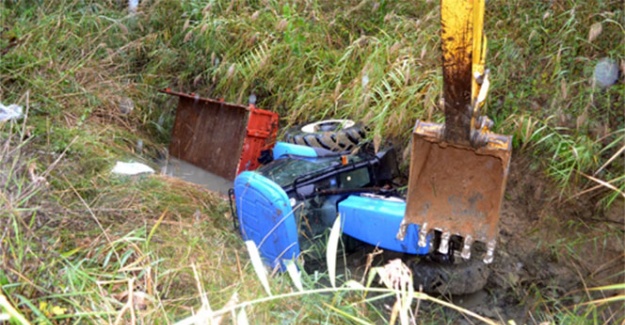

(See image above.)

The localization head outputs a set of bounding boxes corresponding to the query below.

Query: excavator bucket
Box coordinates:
[402,0,512,263]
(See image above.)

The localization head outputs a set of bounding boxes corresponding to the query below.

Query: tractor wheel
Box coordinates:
[411,257,490,295]
[284,119,367,152]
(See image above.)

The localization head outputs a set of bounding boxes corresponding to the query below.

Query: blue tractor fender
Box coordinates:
[233,171,300,271]
[273,141,318,159]
[273,141,342,160]
[339,195,431,255]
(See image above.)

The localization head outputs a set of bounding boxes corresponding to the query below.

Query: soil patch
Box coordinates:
[487,152,624,322]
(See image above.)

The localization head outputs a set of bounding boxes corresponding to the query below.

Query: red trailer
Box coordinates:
[162,89,279,181]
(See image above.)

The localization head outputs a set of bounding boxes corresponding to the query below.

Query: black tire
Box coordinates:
[410,258,490,295]
[284,119,367,152]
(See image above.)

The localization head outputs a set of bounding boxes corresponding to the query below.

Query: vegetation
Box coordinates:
[1,0,623,324]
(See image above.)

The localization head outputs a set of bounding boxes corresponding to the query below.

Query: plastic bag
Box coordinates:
[111,161,155,175]
[0,103,23,122]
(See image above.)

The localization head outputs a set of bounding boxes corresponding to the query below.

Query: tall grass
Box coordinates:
[490,1,624,205]
[1,97,40,324]
[174,230,501,325]
[2,0,622,199]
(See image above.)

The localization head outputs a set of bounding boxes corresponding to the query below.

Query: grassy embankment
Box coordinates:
[1,0,623,323]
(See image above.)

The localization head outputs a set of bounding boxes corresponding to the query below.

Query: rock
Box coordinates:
[594,58,619,89]
[119,97,134,114]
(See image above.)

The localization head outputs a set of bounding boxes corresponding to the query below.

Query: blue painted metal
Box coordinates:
[234,171,300,270]
[339,195,431,255]
[273,142,318,159]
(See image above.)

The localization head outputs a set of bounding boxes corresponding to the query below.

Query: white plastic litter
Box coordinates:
[0,103,23,122]
[112,161,155,175]
[129,0,139,14]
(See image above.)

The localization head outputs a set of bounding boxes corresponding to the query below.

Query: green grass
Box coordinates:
[1,0,623,323]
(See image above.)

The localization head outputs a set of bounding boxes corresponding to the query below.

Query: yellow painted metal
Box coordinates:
[439,0,488,141]
[471,0,486,106]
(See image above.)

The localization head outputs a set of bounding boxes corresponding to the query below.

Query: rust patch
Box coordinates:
[165,90,249,181]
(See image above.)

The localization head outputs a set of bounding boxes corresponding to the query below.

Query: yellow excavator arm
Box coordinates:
[440,0,489,144]
[400,0,512,264]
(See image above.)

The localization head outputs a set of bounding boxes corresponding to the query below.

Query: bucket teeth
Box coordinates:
[418,223,428,248]
[438,231,451,255]
[396,219,407,241]
[461,235,473,260]
[483,239,497,264]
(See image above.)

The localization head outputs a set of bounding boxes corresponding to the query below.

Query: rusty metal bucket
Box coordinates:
[403,121,511,263]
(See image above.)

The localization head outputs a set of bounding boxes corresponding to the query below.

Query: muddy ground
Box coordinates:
[484,154,624,322]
